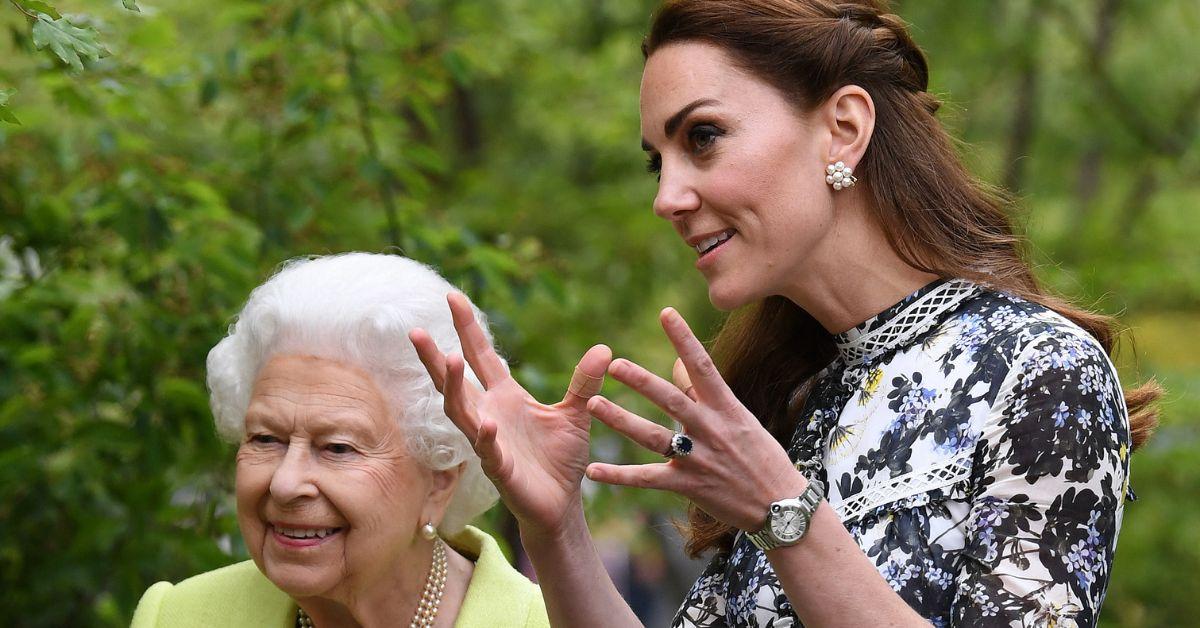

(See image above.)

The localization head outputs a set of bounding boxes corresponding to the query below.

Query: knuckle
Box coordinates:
[693,354,718,378]
[636,467,656,488]
[665,394,690,417]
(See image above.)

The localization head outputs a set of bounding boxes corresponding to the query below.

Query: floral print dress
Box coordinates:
[673,279,1131,628]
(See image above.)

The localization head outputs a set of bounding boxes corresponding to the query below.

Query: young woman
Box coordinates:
[411,1,1160,626]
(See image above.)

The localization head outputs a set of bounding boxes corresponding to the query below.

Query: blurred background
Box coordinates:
[1,0,1197,626]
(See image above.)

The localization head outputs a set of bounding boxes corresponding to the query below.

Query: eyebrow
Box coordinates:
[641,98,720,152]
[244,404,374,439]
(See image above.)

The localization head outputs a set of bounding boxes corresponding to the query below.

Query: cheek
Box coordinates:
[332,458,430,536]
[709,143,812,213]
[234,455,275,556]
[235,449,278,503]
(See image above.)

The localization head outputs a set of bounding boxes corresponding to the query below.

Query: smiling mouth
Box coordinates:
[694,229,736,256]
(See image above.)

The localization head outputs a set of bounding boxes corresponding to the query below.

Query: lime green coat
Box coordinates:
[131,526,549,628]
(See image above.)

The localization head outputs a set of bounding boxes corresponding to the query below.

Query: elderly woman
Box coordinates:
[131,253,549,628]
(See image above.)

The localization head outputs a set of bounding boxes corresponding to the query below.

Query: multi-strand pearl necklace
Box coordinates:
[296,540,448,628]
[411,540,449,628]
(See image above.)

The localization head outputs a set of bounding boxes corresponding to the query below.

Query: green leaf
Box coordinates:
[31,16,106,72]
[13,0,61,20]
[122,0,141,12]
[0,89,18,125]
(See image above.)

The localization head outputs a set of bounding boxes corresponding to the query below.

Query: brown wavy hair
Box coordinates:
[642,0,1162,558]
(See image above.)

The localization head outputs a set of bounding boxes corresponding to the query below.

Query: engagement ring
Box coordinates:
[663,432,693,459]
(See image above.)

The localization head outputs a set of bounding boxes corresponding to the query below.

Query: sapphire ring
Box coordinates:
[663,432,694,459]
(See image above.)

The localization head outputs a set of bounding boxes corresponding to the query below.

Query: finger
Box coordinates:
[561,344,613,406]
[474,418,509,482]
[587,395,674,455]
[447,292,509,388]
[442,353,482,440]
[586,462,679,491]
[660,308,738,409]
[671,358,698,402]
[607,357,701,429]
[409,328,448,391]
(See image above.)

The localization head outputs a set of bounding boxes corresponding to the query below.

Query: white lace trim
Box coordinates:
[836,279,981,366]
[833,448,974,523]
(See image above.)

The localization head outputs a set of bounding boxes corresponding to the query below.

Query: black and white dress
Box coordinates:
[673,279,1131,628]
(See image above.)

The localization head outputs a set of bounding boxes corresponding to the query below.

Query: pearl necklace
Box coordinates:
[296,540,448,628]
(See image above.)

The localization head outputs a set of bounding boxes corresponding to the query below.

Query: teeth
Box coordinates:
[276,526,339,539]
[694,231,734,255]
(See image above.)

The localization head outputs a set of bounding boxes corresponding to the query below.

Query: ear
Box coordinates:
[818,85,875,170]
[422,462,465,526]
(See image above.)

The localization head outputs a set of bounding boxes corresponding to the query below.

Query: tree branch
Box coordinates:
[7,0,40,21]
[339,5,402,248]
[1003,5,1041,194]
[1049,0,1191,156]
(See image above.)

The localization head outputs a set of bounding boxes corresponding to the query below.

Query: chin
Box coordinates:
[261,560,339,598]
[707,283,756,312]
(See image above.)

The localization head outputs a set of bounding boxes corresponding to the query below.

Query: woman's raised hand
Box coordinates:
[410,293,612,536]
[585,307,807,532]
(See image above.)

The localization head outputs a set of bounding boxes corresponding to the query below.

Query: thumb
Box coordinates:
[560,344,612,407]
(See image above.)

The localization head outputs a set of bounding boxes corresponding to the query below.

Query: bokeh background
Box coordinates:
[2,0,1197,626]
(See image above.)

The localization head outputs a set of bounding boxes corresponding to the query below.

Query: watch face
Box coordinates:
[770,505,807,542]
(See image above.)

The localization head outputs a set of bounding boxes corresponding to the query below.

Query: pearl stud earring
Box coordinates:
[421,522,438,540]
[825,161,856,191]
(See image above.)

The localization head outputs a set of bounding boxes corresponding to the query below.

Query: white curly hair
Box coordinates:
[206,252,500,534]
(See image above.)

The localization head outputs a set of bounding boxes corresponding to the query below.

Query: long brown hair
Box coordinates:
[642,0,1162,557]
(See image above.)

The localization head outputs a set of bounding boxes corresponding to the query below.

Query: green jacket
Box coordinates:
[131,526,549,627]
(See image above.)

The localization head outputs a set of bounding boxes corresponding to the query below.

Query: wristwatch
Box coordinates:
[745,481,823,551]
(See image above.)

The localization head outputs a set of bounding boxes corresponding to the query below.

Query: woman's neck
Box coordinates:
[779,196,940,334]
[297,543,474,628]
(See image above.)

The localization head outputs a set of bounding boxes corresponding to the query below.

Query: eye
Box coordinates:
[249,434,281,445]
[645,153,662,179]
[325,443,357,456]
[687,123,723,153]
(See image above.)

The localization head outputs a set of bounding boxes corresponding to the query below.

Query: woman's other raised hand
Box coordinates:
[585,307,806,531]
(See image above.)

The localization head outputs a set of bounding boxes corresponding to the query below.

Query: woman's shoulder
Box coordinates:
[131,560,294,628]
[449,526,550,628]
[955,290,1130,483]
[935,286,1115,384]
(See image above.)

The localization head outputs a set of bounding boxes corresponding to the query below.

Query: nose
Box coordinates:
[652,166,701,221]
[269,441,319,503]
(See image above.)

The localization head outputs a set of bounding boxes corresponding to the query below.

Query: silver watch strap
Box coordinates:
[745,525,782,552]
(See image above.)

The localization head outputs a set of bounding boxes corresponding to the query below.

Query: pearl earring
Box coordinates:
[825,161,856,191]
[421,522,438,540]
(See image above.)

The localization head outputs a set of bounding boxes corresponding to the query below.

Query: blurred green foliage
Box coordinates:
[0,0,1196,626]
